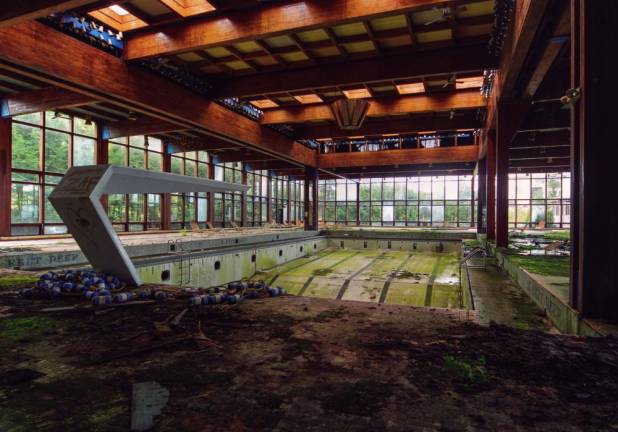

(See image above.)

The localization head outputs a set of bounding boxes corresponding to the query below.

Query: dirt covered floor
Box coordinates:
[1,290,618,431]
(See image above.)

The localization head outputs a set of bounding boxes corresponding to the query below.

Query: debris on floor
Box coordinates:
[0,291,617,431]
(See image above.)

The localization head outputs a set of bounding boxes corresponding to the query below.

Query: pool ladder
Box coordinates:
[460,247,488,270]
[458,247,486,311]
[168,239,191,286]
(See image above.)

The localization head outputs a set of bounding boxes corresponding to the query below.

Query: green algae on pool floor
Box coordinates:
[255,248,465,309]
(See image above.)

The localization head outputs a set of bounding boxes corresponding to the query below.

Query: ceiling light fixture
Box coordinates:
[342,88,372,99]
[109,5,130,16]
[396,83,425,95]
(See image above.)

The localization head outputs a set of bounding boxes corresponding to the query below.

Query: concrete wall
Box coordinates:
[327,237,461,253]
[138,237,328,288]
[0,230,318,271]
[493,248,599,336]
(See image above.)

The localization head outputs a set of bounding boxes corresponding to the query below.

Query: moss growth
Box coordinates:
[463,239,482,248]
[509,255,569,277]
[443,355,491,392]
[312,268,332,276]
[0,316,61,345]
[0,274,39,291]
[543,230,570,241]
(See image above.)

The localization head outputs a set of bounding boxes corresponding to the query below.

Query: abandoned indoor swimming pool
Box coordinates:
[139,238,469,310]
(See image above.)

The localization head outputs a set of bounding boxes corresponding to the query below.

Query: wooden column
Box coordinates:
[161,145,171,230]
[496,100,527,247]
[570,0,618,321]
[570,0,582,310]
[477,158,487,233]
[470,173,475,228]
[486,132,496,240]
[266,174,272,224]
[96,122,109,211]
[355,182,360,226]
[240,163,248,227]
[495,104,509,247]
[0,117,11,237]
[207,161,215,227]
[304,167,318,231]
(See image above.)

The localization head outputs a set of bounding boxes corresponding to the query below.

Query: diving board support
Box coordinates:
[49,165,248,286]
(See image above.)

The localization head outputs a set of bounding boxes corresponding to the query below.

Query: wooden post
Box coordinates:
[161,145,171,230]
[486,132,496,240]
[571,0,618,321]
[0,117,11,237]
[96,122,109,211]
[570,0,581,310]
[477,158,487,233]
[241,163,248,227]
[496,104,509,247]
[304,167,318,230]
[355,182,360,226]
[266,174,272,224]
[207,160,215,227]
[496,100,527,247]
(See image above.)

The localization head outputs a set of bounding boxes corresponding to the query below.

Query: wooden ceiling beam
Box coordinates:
[509,146,569,160]
[508,157,570,170]
[1,86,97,117]
[296,114,480,139]
[0,1,99,27]
[262,90,485,124]
[209,44,495,99]
[103,116,189,139]
[319,145,479,169]
[326,161,474,177]
[0,21,316,167]
[125,0,481,60]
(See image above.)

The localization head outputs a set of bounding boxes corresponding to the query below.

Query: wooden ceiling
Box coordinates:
[0,0,572,176]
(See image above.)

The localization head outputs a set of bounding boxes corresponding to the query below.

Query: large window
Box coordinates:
[170,151,210,229]
[11,112,97,235]
[108,136,165,231]
[319,175,475,227]
[508,172,570,228]
[247,170,269,226]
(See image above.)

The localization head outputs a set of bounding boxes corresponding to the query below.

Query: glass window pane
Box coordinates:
[108,143,126,166]
[130,136,145,148]
[148,152,162,171]
[108,194,126,223]
[147,194,161,222]
[12,123,41,171]
[73,116,97,137]
[129,194,144,222]
[44,185,61,223]
[147,137,162,152]
[44,130,69,173]
[73,136,95,166]
[14,113,42,125]
[45,111,70,131]
[11,183,39,223]
[129,147,145,169]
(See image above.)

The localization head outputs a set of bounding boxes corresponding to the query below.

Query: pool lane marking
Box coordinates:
[379,253,414,304]
[336,252,386,300]
[267,248,339,285]
[298,251,360,296]
[424,255,443,307]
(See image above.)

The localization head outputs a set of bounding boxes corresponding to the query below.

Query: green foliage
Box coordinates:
[443,355,491,391]
[509,255,569,277]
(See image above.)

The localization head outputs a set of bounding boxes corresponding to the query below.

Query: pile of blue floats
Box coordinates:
[19,270,170,306]
[188,280,286,307]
